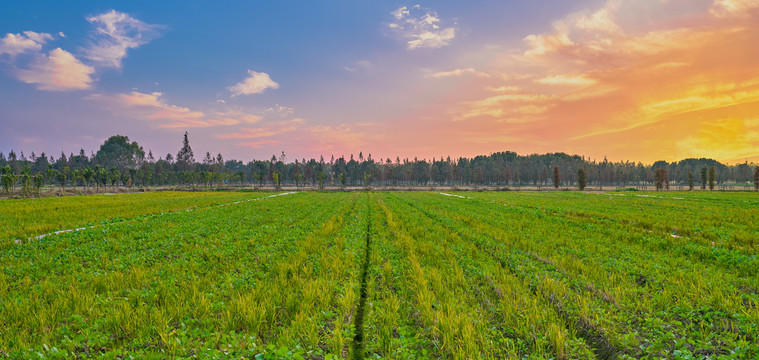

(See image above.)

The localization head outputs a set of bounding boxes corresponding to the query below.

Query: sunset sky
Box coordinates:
[1,0,758,164]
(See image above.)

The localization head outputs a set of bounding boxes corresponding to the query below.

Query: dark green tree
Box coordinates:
[577,168,587,190]
[83,167,95,188]
[754,166,759,191]
[317,171,326,189]
[687,169,694,191]
[654,168,668,191]
[708,166,716,191]
[700,166,707,190]
[33,173,44,197]
[552,166,560,189]
[55,169,67,192]
[273,171,281,190]
[176,132,195,171]
[94,135,145,169]
[109,167,121,188]
[96,166,109,191]
[1,165,16,194]
[20,165,32,197]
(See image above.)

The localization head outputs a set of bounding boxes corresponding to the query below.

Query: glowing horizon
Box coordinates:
[1,1,758,164]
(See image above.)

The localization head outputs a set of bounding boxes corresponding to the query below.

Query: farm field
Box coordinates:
[0,191,274,241]
[0,191,757,359]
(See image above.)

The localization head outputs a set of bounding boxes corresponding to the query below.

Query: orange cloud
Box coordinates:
[441,0,759,163]
[676,118,759,161]
[710,0,759,18]
[292,123,378,155]
[239,140,280,148]
[216,118,305,150]
[427,68,491,79]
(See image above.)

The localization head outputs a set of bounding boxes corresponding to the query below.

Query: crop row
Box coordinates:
[388,192,758,359]
[1,191,756,359]
[0,192,374,358]
[0,191,275,241]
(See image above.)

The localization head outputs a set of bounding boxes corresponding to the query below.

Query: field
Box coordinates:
[0,191,757,359]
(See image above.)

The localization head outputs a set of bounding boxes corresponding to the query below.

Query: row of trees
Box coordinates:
[2,133,759,196]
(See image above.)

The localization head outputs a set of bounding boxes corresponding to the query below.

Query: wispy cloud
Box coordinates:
[217,118,305,148]
[297,123,377,153]
[229,70,279,96]
[536,74,596,86]
[120,91,209,128]
[676,118,759,161]
[388,5,456,50]
[0,31,54,56]
[97,91,261,129]
[214,111,262,125]
[239,139,280,148]
[83,10,162,68]
[15,48,95,91]
[344,60,374,73]
[427,68,491,79]
[265,105,295,117]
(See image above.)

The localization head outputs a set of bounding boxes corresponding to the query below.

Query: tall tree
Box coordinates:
[20,165,32,197]
[577,168,587,191]
[202,152,214,166]
[552,166,560,189]
[654,168,667,191]
[83,167,95,188]
[57,168,68,192]
[176,132,195,171]
[700,166,708,190]
[1,165,16,194]
[708,166,716,191]
[754,166,759,191]
[33,173,43,197]
[687,168,694,191]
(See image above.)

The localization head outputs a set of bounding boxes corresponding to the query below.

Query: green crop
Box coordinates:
[0,191,756,359]
[0,191,276,241]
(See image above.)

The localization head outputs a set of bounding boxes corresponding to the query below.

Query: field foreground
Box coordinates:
[0,191,757,359]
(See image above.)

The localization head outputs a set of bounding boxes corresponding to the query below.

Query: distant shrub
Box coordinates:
[615,187,639,192]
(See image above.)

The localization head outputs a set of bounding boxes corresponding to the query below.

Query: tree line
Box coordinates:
[2,133,758,197]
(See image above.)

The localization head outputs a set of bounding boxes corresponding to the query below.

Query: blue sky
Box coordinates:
[2,0,759,163]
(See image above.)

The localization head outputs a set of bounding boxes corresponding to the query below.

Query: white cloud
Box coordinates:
[392,6,410,20]
[428,68,491,79]
[229,70,279,96]
[83,10,161,68]
[388,5,456,50]
[15,48,95,91]
[265,104,295,116]
[0,31,54,56]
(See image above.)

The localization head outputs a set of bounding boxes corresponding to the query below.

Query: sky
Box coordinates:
[1,0,758,164]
